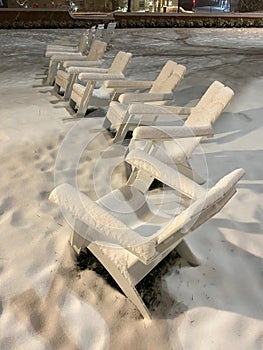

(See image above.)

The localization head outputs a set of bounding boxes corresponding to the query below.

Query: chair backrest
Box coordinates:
[77,29,90,54]
[86,40,107,61]
[163,81,234,161]
[185,81,234,126]
[156,167,244,245]
[94,23,105,41]
[102,51,132,92]
[106,21,117,30]
[194,81,225,110]
[119,150,244,260]
[135,81,234,163]
[103,22,117,43]
[108,51,132,74]
[78,26,97,54]
[149,60,186,94]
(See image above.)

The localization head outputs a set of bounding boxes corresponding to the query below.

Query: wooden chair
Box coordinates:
[67,51,133,118]
[101,80,233,185]
[54,49,129,101]
[126,81,234,184]
[102,60,186,140]
[49,149,244,319]
[45,26,97,57]
[46,39,107,86]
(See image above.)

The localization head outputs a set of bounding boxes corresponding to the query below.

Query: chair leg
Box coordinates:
[46,61,57,86]
[113,123,130,143]
[76,106,87,118]
[64,73,77,101]
[112,127,126,143]
[176,239,201,266]
[53,82,60,95]
[87,242,152,320]
[102,116,111,129]
[76,81,95,118]
[71,219,151,319]
[69,98,82,118]
[176,162,206,185]
[69,230,89,255]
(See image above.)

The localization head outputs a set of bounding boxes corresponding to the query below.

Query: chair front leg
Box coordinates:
[64,72,77,101]
[46,59,59,86]
[76,80,95,118]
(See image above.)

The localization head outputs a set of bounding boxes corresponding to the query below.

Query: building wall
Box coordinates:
[6,0,124,10]
[82,0,106,11]
[8,0,123,10]
[82,0,123,12]
[6,0,263,10]
[7,0,69,8]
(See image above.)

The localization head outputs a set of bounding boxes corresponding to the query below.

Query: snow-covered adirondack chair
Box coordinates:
[67,51,133,118]
[125,81,234,185]
[54,49,129,101]
[49,149,244,319]
[45,24,104,57]
[104,80,230,144]
[46,39,107,86]
[102,60,186,138]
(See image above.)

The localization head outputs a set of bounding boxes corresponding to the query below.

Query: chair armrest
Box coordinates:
[46,44,77,50]
[119,92,174,104]
[162,105,193,115]
[78,72,125,81]
[133,125,214,140]
[46,46,78,53]
[49,53,83,61]
[49,184,156,264]
[128,103,192,116]
[125,149,206,199]
[45,49,78,57]
[104,80,153,89]
[67,66,108,74]
[63,60,103,68]
[128,103,165,115]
